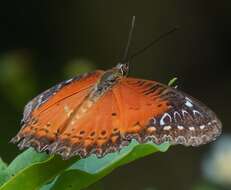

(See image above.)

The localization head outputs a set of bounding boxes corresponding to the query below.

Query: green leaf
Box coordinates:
[0,155,79,190]
[0,158,7,171]
[0,149,49,187]
[7,148,49,177]
[49,141,170,190]
[0,158,9,186]
[39,178,57,190]
[40,179,104,190]
[1,140,169,190]
[0,171,9,187]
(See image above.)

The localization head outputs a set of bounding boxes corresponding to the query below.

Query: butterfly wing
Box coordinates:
[44,77,221,159]
[47,89,122,159]
[43,78,171,159]
[11,71,103,151]
[12,73,222,160]
[114,77,222,146]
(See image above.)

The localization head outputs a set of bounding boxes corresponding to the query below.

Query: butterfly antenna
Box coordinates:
[122,16,136,63]
[130,26,179,60]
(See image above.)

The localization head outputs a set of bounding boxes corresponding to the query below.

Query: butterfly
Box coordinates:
[11,17,222,159]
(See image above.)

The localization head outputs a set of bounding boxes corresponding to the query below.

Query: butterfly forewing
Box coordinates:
[11,71,103,151]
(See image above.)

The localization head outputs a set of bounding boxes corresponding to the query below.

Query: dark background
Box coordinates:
[0,1,230,190]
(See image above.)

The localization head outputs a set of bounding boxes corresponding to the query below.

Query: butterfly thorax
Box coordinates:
[89,65,125,101]
[73,65,126,120]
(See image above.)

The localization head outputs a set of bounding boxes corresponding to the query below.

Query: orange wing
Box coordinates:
[42,78,171,159]
[11,71,103,152]
[47,89,120,158]
[12,75,221,159]
[115,77,221,147]
[46,77,221,159]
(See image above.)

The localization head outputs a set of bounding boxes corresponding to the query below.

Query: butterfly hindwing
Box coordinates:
[117,77,222,146]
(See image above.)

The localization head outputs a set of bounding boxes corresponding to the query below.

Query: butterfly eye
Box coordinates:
[116,63,129,76]
[117,63,129,76]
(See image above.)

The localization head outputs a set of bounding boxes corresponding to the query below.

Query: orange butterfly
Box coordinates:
[11,17,222,159]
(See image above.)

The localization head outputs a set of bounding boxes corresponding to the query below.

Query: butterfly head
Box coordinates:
[115,62,129,76]
[100,62,128,84]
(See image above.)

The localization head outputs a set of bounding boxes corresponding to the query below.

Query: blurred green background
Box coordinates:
[0,1,230,190]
